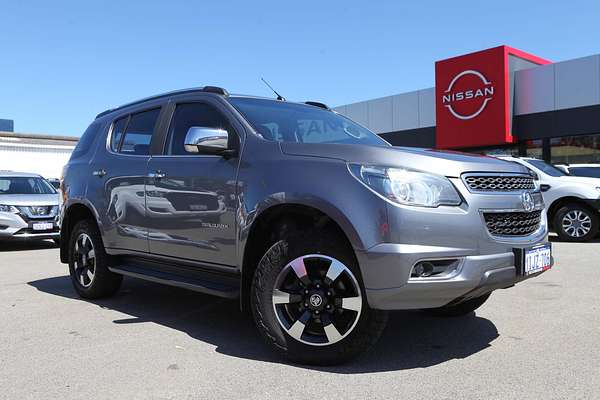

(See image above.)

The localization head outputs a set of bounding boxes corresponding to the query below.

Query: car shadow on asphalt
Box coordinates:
[0,240,58,252]
[28,275,499,373]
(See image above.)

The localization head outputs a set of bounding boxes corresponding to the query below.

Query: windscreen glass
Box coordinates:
[0,177,56,194]
[526,159,567,177]
[229,97,389,146]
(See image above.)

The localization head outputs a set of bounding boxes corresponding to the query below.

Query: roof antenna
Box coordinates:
[261,78,286,101]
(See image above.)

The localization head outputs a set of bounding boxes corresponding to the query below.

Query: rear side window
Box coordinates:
[110,117,128,152]
[71,121,101,159]
[119,108,161,155]
[165,103,235,155]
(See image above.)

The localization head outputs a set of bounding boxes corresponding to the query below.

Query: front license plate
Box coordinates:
[32,222,54,231]
[522,244,552,276]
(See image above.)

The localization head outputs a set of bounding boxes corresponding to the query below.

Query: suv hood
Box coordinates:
[0,193,59,206]
[280,143,527,177]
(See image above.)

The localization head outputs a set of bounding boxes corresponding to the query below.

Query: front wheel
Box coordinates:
[251,231,387,365]
[554,204,599,242]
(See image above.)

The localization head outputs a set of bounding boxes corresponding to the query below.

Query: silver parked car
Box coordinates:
[60,87,552,364]
[0,171,61,243]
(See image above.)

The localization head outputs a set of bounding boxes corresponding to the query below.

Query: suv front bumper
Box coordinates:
[357,243,551,310]
[0,212,60,241]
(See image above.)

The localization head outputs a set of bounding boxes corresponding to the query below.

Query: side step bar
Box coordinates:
[109,263,239,299]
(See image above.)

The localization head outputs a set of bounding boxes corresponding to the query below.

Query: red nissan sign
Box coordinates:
[435,46,550,149]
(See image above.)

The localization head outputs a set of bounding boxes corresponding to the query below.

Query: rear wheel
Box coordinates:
[425,293,491,317]
[554,203,599,242]
[251,229,388,365]
[68,220,122,299]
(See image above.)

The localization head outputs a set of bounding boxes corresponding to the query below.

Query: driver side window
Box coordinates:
[165,103,235,155]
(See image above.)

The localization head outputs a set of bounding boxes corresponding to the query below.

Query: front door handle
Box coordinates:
[92,169,106,177]
[148,170,166,179]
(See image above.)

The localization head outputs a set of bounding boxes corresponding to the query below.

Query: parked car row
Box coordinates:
[1,158,599,248]
[1,84,598,363]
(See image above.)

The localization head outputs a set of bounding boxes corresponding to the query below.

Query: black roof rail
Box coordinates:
[305,101,330,110]
[202,86,229,96]
[95,86,229,119]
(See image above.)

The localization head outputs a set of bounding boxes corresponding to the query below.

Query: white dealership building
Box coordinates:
[0,131,78,179]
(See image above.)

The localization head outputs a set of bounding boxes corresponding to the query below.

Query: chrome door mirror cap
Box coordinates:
[184,127,229,154]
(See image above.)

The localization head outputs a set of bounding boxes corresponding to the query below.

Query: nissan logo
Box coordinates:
[442,70,495,120]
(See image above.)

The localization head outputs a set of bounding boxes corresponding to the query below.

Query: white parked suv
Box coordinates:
[499,157,600,242]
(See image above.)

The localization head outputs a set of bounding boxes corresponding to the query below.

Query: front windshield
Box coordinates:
[0,176,56,195]
[229,97,389,146]
[525,159,567,177]
[569,167,600,178]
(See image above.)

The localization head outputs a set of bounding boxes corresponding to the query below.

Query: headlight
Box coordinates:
[0,205,19,213]
[348,164,462,207]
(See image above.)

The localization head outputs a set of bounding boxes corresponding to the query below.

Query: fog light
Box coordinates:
[410,259,460,279]
[413,261,434,277]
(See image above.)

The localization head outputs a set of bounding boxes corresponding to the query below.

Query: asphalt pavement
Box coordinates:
[0,237,599,399]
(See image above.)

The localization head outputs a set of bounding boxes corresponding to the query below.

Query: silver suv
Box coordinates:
[60,87,552,364]
[0,171,60,243]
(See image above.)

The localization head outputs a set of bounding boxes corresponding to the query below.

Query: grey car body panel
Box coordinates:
[280,143,529,177]
[60,90,551,310]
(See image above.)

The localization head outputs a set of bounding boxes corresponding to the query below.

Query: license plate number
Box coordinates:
[32,222,54,231]
[523,244,552,276]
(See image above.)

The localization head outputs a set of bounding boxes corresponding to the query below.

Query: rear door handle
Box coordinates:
[148,170,166,179]
[92,169,106,177]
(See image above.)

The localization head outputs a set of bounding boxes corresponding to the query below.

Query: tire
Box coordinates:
[425,293,491,317]
[53,238,60,246]
[251,229,388,365]
[554,203,599,242]
[68,220,122,299]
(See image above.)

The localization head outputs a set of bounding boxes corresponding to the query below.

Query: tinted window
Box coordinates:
[569,167,600,178]
[229,97,388,146]
[71,121,101,159]
[166,103,235,155]
[110,117,128,152]
[526,159,567,177]
[0,177,56,194]
[120,108,161,155]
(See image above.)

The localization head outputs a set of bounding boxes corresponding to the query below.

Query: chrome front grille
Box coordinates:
[483,210,542,236]
[463,174,535,192]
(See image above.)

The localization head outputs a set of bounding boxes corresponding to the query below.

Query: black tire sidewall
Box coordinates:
[251,230,387,365]
[554,204,599,242]
[68,220,122,299]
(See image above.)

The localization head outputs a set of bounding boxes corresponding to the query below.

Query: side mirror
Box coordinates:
[184,127,234,156]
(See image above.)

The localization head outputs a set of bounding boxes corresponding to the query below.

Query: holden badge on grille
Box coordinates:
[521,192,535,212]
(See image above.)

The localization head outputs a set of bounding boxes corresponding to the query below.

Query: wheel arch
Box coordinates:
[59,201,102,263]
[239,201,360,311]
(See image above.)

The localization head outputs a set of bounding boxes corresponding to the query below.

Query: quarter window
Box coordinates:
[110,117,128,152]
[120,108,161,155]
[165,103,235,155]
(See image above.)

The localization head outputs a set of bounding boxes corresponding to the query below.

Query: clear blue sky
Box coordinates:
[1,0,599,137]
